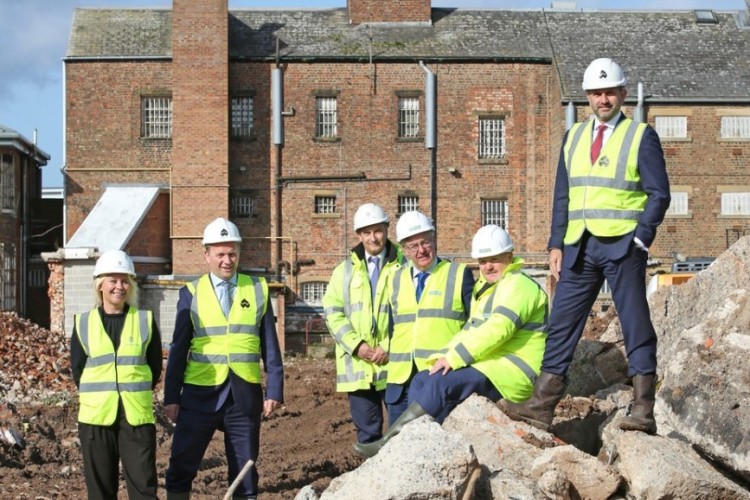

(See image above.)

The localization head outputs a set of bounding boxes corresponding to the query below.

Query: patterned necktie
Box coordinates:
[218,280,232,317]
[416,271,429,302]
[591,124,606,164]
[369,256,380,300]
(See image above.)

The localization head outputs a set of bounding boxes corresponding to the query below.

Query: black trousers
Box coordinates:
[78,408,157,500]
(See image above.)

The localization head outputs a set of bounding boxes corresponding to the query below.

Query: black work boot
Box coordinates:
[498,372,566,432]
[353,402,428,458]
[619,373,657,434]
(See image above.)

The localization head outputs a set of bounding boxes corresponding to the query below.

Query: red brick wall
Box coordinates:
[347,0,431,24]
[171,0,229,275]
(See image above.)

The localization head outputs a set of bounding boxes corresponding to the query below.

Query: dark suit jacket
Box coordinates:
[164,275,284,416]
[548,113,670,268]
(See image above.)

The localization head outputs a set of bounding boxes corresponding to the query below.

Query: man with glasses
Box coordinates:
[356,210,473,447]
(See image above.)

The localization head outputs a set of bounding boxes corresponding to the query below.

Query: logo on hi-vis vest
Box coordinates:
[241,298,251,309]
[598,156,610,167]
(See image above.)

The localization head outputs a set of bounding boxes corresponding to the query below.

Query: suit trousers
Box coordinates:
[348,388,385,443]
[542,234,657,376]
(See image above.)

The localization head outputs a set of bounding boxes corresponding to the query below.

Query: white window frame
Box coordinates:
[316,97,338,138]
[398,195,419,215]
[141,96,172,138]
[478,117,506,159]
[0,154,15,212]
[0,243,16,311]
[666,191,689,216]
[655,116,687,139]
[300,281,327,305]
[231,95,254,139]
[314,195,336,214]
[398,97,420,138]
[481,199,508,228]
[721,192,750,215]
[720,116,750,139]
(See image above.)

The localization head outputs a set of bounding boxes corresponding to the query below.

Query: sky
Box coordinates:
[1,0,746,188]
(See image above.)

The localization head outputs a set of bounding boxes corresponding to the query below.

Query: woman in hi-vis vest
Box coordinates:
[70,250,162,500]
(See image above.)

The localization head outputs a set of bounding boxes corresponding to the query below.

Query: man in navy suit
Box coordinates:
[502,58,670,435]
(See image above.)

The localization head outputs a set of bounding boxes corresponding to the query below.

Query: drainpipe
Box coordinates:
[565,101,576,130]
[633,82,645,123]
[419,61,437,225]
[273,37,284,282]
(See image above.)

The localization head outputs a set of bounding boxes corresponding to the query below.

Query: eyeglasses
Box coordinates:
[403,239,434,253]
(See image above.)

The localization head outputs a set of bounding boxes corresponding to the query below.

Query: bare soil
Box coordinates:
[0,354,363,499]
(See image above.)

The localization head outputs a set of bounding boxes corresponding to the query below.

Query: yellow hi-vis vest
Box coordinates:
[388,260,468,385]
[322,247,404,392]
[184,274,268,386]
[76,308,155,426]
[432,258,549,403]
[563,118,648,245]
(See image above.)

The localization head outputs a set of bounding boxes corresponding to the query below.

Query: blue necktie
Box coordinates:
[369,256,380,300]
[416,271,429,301]
[218,281,232,317]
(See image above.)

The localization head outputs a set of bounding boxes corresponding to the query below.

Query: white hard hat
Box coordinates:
[582,58,627,91]
[396,210,435,242]
[94,250,135,277]
[202,217,242,245]
[353,203,389,232]
[471,224,514,259]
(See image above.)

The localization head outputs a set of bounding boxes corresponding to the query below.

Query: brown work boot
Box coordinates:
[619,373,657,434]
[498,372,566,432]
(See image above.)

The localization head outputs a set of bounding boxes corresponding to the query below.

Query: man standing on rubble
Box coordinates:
[502,58,670,435]
[164,217,284,500]
[323,203,405,444]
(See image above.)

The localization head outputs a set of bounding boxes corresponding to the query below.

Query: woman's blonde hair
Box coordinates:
[93,274,139,308]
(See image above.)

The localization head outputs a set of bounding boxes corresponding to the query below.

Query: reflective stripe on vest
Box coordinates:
[564,118,648,244]
[184,274,267,385]
[76,308,154,426]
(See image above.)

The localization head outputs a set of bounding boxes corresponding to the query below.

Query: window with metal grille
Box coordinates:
[300,281,327,305]
[655,116,687,139]
[316,97,338,138]
[398,195,419,215]
[231,96,254,138]
[481,199,508,228]
[314,195,336,214]
[721,116,750,139]
[721,192,750,215]
[27,268,47,289]
[0,154,14,211]
[230,191,255,218]
[478,117,506,159]
[398,97,420,138]
[141,96,172,138]
[0,243,16,311]
[666,192,689,216]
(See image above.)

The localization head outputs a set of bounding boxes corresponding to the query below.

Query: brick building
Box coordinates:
[0,125,52,324]
[57,0,750,346]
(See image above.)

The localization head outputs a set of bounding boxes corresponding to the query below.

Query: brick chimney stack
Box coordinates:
[171,0,229,275]
[347,0,432,25]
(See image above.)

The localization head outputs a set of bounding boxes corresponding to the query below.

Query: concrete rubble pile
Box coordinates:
[0,312,73,446]
[297,236,750,500]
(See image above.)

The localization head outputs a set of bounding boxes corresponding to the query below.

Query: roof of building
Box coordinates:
[66,7,750,102]
[0,124,51,164]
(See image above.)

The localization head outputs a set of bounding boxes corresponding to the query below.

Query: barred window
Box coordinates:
[0,154,15,211]
[478,117,506,159]
[666,192,689,216]
[314,195,336,214]
[655,116,687,139]
[720,116,750,139]
[141,96,172,138]
[721,192,750,215]
[398,97,420,138]
[300,281,327,305]
[398,195,419,216]
[0,242,16,311]
[481,199,508,228]
[316,97,338,138]
[27,268,47,289]
[231,96,254,138]
[230,190,255,218]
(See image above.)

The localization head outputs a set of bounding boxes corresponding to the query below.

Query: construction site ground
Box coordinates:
[0,309,613,499]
